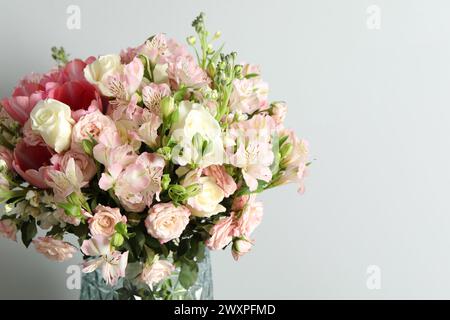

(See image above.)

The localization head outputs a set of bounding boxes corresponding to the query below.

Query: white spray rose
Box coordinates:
[30,99,74,153]
[84,54,123,96]
[171,101,224,168]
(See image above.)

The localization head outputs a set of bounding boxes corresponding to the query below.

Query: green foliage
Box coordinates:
[51,46,70,66]
[178,258,199,289]
[21,217,37,248]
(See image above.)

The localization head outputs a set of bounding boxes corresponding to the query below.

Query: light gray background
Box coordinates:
[1,0,449,299]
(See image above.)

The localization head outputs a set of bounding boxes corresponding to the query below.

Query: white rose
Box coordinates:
[171,101,224,168]
[185,173,226,218]
[30,99,74,153]
[83,54,123,96]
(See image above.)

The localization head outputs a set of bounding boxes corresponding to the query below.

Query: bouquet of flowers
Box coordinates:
[0,13,309,299]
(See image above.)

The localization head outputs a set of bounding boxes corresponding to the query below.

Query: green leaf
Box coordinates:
[144,245,156,264]
[178,238,191,257]
[131,230,146,257]
[178,260,199,289]
[21,217,37,248]
[81,139,94,156]
[244,73,259,79]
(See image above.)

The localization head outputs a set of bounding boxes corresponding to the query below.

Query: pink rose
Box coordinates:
[141,260,175,287]
[13,139,53,188]
[33,237,77,262]
[206,215,234,250]
[53,150,96,182]
[89,205,127,237]
[0,219,17,241]
[145,203,190,244]
[203,165,237,198]
[0,146,13,170]
[234,199,263,237]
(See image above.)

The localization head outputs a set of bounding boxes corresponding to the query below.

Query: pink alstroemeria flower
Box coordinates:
[81,235,129,286]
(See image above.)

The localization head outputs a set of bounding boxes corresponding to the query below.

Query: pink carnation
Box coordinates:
[206,215,234,250]
[203,165,237,198]
[33,237,77,262]
[0,219,17,241]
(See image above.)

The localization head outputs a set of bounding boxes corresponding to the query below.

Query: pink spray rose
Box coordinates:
[33,237,77,262]
[203,165,237,198]
[13,139,53,188]
[0,219,17,241]
[89,205,127,237]
[141,260,175,287]
[145,203,190,244]
[206,215,235,250]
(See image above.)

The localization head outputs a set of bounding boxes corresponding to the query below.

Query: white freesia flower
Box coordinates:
[84,54,123,96]
[171,101,224,168]
[30,99,74,153]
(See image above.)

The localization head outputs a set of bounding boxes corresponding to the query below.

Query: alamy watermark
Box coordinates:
[66,5,81,30]
[366,265,381,290]
[366,5,381,30]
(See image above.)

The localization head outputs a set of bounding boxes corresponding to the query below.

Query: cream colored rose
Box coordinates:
[171,101,224,168]
[141,259,175,287]
[30,99,74,153]
[185,173,226,218]
[145,203,190,244]
[84,54,123,96]
[89,205,127,237]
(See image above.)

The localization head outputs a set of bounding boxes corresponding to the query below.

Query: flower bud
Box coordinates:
[161,174,171,191]
[111,233,124,248]
[232,237,253,261]
[280,143,293,159]
[160,96,175,119]
[187,36,196,45]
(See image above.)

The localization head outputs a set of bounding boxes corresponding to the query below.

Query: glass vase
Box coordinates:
[80,249,213,300]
